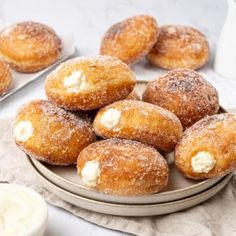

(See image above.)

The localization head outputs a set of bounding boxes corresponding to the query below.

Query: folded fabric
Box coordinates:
[0,118,236,236]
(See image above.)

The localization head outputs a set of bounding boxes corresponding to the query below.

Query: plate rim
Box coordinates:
[30,158,233,216]
[28,155,226,203]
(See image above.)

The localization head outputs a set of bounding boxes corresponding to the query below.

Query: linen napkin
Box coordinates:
[1,118,236,236]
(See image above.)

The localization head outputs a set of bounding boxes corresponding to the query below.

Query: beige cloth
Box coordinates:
[1,118,236,236]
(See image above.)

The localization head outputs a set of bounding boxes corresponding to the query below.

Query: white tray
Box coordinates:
[0,33,75,102]
[28,156,233,216]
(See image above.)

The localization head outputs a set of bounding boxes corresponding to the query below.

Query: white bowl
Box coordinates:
[0,183,47,236]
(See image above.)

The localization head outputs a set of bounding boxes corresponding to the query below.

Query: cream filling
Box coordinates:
[13,121,34,142]
[191,151,216,173]
[63,70,89,93]
[100,108,121,129]
[81,160,100,187]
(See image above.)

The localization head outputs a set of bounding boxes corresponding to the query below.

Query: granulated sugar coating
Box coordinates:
[77,138,169,196]
[13,99,96,166]
[45,55,136,111]
[147,25,209,70]
[143,68,219,128]
[175,113,236,179]
[93,100,183,152]
[0,21,62,72]
[100,15,158,64]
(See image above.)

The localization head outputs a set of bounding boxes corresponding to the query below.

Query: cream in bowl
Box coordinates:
[0,184,47,236]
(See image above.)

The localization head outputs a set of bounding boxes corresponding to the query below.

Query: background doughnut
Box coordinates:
[0,60,12,95]
[100,15,158,64]
[0,21,62,72]
[147,25,210,70]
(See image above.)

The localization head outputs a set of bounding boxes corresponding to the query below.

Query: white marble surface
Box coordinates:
[0,0,233,235]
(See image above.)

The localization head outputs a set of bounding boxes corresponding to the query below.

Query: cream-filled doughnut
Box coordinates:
[93,100,183,152]
[45,56,136,111]
[175,113,236,179]
[13,99,96,165]
[77,139,169,196]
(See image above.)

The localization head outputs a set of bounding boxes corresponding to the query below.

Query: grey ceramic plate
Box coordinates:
[28,154,225,204]
[27,82,228,205]
[29,157,233,216]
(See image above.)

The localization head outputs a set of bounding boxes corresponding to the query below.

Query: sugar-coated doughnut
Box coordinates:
[143,69,219,128]
[147,25,210,70]
[45,56,136,111]
[0,61,12,95]
[175,113,236,179]
[100,15,158,65]
[0,21,62,73]
[13,100,96,165]
[77,138,169,196]
[93,100,183,152]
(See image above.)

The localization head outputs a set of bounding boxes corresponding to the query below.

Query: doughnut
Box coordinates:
[13,100,96,165]
[125,90,140,100]
[93,100,183,152]
[100,15,158,65]
[175,113,236,179]
[0,21,62,73]
[77,138,169,196]
[142,69,219,128]
[0,60,12,95]
[45,56,136,111]
[147,25,210,70]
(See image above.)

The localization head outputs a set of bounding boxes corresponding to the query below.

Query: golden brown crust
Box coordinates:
[13,100,96,165]
[147,25,210,70]
[175,113,236,179]
[45,56,136,111]
[0,60,12,95]
[0,21,62,73]
[100,15,158,64]
[77,139,169,196]
[142,69,219,128]
[93,100,183,152]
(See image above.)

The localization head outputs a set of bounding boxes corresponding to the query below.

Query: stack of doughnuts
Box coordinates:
[0,21,62,95]
[14,55,183,196]
[13,15,236,197]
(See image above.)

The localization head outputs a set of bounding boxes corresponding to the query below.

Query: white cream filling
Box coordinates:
[191,151,216,173]
[81,160,100,187]
[100,108,121,130]
[63,70,89,93]
[13,121,34,142]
